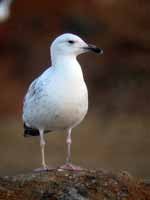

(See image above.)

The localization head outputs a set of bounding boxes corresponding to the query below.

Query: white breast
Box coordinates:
[44,76,88,130]
[23,60,88,131]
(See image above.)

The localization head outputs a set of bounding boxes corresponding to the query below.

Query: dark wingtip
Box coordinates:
[24,123,40,137]
[23,123,51,137]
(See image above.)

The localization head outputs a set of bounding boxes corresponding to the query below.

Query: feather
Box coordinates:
[24,123,50,137]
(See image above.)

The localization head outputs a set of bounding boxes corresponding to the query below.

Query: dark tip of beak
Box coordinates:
[83,44,103,54]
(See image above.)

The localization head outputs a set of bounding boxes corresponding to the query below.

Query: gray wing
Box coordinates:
[23,78,40,107]
[23,67,52,107]
[23,78,52,136]
[22,67,52,129]
[22,78,43,123]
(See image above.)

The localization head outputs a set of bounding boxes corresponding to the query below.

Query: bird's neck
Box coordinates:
[51,54,84,80]
[52,54,77,67]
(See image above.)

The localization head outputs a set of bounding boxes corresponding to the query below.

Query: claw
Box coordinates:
[58,163,86,171]
[34,165,54,172]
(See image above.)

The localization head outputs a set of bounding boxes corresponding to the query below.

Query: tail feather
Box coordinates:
[24,123,50,137]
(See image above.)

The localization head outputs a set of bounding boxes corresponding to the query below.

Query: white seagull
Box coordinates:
[23,33,103,171]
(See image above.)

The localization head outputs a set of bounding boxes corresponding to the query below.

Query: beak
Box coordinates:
[83,44,103,54]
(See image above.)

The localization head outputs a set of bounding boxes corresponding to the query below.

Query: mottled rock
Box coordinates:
[0,169,149,200]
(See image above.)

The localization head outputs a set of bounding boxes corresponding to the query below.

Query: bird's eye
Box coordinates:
[68,40,75,44]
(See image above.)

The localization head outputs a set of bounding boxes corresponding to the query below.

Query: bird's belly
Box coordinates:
[25,89,88,130]
[41,94,88,130]
[51,100,88,129]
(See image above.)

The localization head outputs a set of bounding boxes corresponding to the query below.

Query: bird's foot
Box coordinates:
[58,162,86,171]
[34,165,54,172]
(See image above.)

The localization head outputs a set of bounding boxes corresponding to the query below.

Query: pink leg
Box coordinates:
[59,129,85,171]
[66,128,72,163]
[34,129,54,172]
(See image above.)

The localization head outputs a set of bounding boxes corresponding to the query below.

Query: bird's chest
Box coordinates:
[42,79,88,129]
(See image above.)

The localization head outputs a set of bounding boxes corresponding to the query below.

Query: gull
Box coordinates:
[23,33,103,171]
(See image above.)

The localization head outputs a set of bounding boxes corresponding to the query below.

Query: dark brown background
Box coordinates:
[0,0,150,177]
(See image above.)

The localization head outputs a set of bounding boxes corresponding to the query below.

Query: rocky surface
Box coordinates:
[0,169,150,200]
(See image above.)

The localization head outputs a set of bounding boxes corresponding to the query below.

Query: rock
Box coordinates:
[0,169,149,200]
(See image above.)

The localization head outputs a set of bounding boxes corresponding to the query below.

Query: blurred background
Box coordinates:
[0,0,150,178]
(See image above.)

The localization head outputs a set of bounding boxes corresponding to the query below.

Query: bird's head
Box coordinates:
[50,33,103,58]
